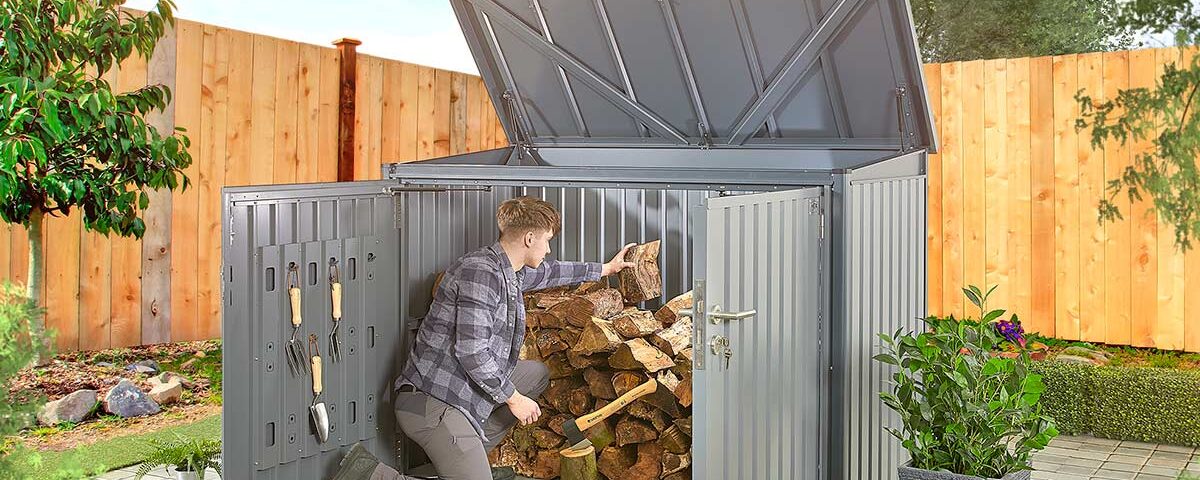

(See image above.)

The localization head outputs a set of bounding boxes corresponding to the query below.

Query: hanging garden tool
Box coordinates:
[328,258,343,362]
[285,263,307,376]
[308,333,330,443]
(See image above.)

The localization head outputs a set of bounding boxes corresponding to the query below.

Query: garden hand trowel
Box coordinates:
[309,333,330,443]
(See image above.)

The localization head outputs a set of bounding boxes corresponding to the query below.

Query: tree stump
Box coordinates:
[559,444,599,480]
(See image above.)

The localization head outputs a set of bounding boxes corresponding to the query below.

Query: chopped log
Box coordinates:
[536,329,570,357]
[534,294,572,309]
[662,471,691,480]
[533,428,564,449]
[567,350,608,369]
[573,281,608,295]
[593,398,609,412]
[488,438,520,467]
[658,424,690,454]
[638,383,682,418]
[661,452,691,477]
[511,424,538,452]
[558,444,598,480]
[582,288,625,319]
[674,417,692,437]
[584,367,618,400]
[673,375,693,408]
[612,371,645,397]
[625,442,664,480]
[548,413,573,437]
[559,326,583,344]
[627,401,671,431]
[572,318,622,355]
[656,370,680,395]
[531,285,572,296]
[548,297,595,328]
[597,445,637,480]
[609,338,674,372]
[617,240,662,303]
[525,310,562,329]
[544,378,585,413]
[611,310,662,338]
[519,334,542,362]
[655,290,693,326]
[614,416,658,446]
[650,316,692,357]
[584,418,616,451]
[568,387,593,417]
[524,449,561,480]
[545,353,576,379]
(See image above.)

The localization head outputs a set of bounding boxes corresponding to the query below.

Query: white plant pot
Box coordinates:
[171,468,200,480]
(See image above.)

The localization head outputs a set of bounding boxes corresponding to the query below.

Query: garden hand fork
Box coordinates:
[286,264,308,376]
[328,259,343,362]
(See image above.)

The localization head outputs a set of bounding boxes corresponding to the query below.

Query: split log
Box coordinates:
[625,443,664,480]
[544,378,585,413]
[674,417,692,437]
[650,316,692,357]
[639,383,682,418]
[584,367,618,400]
[567,350,608,369]
[573,281,608,295]
[545,354,575,379]
[655,290,693,326]
[612,371,645,397]
[524,449,561,480]
[609,338,675,372]
[612,310,662,338]
[583,288,625,319]
[572,318,622,355]
[559,326,582,344]
[597,445,637,480]
[584,418,616,451]
[615,416,658,446]
[593,398,609,413]
[558,444,598,480]
[656,370,680,395]
[568,387,593,417]
[618,240,662,303]
[662,471,691,480]
[533,428,564,449]
[511,424,538,452]
[519,334,542,362]
[533,294,571,309]
[673,375,693,408]
[658,424,690,454]
[487,438,520,467]
[526,310,563,329]
[661,452,691,477]
[628,401,672,431]
[548,413,574,437]
[536,329,570,357]
[548,297,595,328]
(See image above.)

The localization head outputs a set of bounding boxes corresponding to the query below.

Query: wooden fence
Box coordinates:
[925,48,1200,352]
[0,19,507,352]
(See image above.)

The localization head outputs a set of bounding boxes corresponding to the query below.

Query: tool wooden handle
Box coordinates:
[289,287,302,327]
[312,355,323,395]
[576,379,656,431]
[331,282,342,320]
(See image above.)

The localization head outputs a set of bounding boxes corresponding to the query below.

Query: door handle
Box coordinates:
[678,304,757,324]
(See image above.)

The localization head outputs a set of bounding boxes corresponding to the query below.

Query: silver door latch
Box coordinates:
[679,304,758,324]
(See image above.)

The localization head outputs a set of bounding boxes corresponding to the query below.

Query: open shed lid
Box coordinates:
[449,0,936,156]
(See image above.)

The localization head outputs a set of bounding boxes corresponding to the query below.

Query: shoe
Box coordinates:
[331,443,381,480]
[491,466,517,480]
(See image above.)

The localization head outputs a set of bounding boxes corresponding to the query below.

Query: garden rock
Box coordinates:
[180,358,198,371]
[95,362,115,368]
[37,389,98,426]
[148,381,183,405]
[151,371,195,389]
[103,379,161,418]
[125,359,160,374]
[1053,355,1098,365]
[1055,346,1110,366]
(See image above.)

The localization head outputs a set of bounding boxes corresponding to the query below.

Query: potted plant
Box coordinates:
[874,286,1059,480]
[136,436,222,480]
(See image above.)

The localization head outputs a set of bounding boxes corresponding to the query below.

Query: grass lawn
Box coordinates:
[13,413,220,480]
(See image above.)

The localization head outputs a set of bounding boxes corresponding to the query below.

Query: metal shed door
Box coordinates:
[692,187,827,480]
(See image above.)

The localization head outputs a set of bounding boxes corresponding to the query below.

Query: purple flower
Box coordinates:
[994,318,1026,348]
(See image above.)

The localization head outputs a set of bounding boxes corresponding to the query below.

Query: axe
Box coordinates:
[560,378,658,453]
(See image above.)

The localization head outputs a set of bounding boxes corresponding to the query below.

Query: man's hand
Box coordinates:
[602,243,638,276]
[506,391,542,426]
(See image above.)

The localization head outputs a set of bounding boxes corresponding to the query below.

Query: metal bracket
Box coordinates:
[393,195,403,230]
[697,122,713,149]
[896,85,919,152]
[502,91,535,163]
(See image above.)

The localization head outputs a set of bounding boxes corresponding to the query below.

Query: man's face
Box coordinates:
[523,229,554,268]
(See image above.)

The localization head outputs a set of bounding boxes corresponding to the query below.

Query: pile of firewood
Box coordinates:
[486,240,695,480]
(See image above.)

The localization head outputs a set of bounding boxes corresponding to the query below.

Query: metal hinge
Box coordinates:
[809,198,825,240]
[896,85,919,153]
[393,194,403,230]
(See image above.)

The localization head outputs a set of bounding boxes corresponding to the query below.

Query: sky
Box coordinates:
[123,0,480,74]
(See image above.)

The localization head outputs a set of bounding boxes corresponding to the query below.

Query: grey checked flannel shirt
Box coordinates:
[398,242,601,438]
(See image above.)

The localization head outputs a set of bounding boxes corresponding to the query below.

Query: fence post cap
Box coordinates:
[332,38,363,47]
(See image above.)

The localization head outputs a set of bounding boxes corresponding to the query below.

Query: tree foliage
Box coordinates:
[912,0,1132,63]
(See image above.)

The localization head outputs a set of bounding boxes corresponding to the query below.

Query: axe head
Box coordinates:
[560,417,586,447]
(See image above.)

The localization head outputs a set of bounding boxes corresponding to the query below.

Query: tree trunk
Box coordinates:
[559,445,598,480]
[27,211,48,364]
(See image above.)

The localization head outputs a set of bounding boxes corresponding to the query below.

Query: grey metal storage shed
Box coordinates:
[221,1,935,479]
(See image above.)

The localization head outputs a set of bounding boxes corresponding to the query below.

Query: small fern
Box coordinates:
[135,435,222,479]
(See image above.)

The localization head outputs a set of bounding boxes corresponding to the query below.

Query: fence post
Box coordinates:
[333,38,361,182]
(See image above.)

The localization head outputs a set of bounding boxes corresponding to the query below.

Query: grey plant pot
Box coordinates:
[898,463,1033,480]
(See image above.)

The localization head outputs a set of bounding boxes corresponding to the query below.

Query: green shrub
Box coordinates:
[1032,360,1200,447]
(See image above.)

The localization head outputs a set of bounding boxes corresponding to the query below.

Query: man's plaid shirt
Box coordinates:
[398,242,601,438]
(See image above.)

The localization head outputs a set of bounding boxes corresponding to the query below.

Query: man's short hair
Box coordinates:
[497,196,561,239]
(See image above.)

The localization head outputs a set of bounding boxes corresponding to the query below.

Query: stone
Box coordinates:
[150,371,194,389]
[180,358,199,371]
[103,379,161,418]
[95,362,115,368]
[1057,346,1110,365]
[1053,355,1099,366]
[148,381,183,405]
[37,389,98,425]
[125,359,160,374]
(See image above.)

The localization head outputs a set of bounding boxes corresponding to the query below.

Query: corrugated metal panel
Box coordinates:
[696,188,826,480]
[222,182,402,480]
[840,175,927,480]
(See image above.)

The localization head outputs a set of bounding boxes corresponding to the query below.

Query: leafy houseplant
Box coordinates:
[136,437,221,480]
[875,286,1059,480]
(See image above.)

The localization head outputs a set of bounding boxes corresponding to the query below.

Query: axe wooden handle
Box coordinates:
[289,287,303,327]
[331,282,342,320]
[575,379,656,431]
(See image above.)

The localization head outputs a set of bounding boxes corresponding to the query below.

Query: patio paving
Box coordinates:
[1034,435,1200,480]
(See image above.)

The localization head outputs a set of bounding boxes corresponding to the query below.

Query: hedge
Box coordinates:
[1031,361,1200,446]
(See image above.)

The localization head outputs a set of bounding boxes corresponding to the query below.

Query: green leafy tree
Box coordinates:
[912,0,1133,63]
[0,0,191,320]
[1076,1,1200,250]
